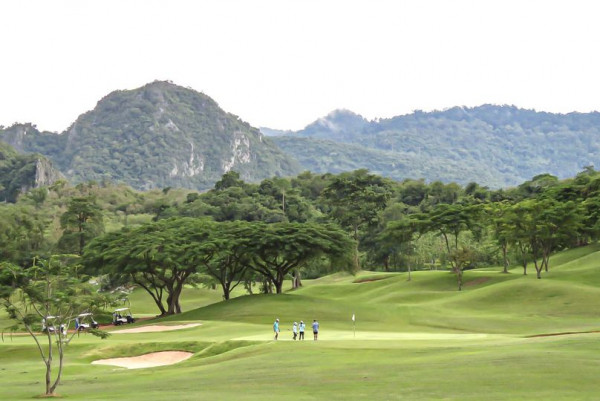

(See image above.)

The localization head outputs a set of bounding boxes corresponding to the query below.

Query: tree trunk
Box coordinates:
[353,241,360,271]
[502,243,509,274]
[292,270,302,289]
[244,280,254,295]
[45,333,53,395]
[134,278,167,315]
[169,282,184,314]
[260,280,272,294]
[407,262,411,282]
[542,250,550,272]
[166,287,177,315]
[456,268,463,291]
[49,342,64,395]
[45,360,52,395]
[519,243,528,275]
[534,260,542,279]
[383,254,390,272]
[274,280,283,294]
[222,282,231,300]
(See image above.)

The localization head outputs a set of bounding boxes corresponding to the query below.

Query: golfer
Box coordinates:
[312,319,319,340]
[299,320,305,340]
[273,318,280,340]
[292,322,298,340]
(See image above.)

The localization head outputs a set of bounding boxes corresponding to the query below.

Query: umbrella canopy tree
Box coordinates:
[197,220,253,300]
[83,218,213,315]
[0,256,111,397]
[241,222,354,294]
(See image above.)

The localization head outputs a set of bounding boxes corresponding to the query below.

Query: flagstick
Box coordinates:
[353,312,356,338]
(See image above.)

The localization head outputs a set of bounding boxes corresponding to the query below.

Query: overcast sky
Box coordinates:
[1,0,599,132]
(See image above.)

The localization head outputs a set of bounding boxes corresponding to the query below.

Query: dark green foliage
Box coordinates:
[270,105,600,188]
[0,204,49,265]
[58,196,105,255]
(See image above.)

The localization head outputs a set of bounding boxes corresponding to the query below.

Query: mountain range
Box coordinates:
[1,81,599,192]
[266,107,600,188]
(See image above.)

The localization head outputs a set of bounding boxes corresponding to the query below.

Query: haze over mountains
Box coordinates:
[1,81,599,192]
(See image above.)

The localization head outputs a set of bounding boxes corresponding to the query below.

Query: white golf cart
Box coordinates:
[112,307,135,325]
[41,316,67,335]
[75,312,99,331]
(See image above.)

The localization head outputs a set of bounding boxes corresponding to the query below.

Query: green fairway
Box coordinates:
[2,245,600,399]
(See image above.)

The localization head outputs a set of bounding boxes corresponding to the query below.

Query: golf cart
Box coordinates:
[75,313,99,331]
[112,307,135,325]
[41,316,67,335]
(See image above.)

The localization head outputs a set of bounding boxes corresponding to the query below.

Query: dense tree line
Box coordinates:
[2,167,600,316]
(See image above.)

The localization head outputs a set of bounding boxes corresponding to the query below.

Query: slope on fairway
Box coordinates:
[163,243,600,337]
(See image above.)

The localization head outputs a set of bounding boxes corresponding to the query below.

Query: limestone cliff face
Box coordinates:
[0,123,34,152]
[0,141,62,202]
[34,157,63,187]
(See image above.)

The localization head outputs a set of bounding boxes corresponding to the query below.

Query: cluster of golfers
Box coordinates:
[273,318,319,341]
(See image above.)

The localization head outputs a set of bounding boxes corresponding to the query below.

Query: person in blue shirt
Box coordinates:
[298,320,305,340]
[312,319,319,340]
[273,318,280,340]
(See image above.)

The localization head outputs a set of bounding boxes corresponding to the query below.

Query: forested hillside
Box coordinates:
[268,106,600,188]
[0,82,300,191]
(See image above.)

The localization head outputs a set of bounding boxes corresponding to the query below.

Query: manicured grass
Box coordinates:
[2,244,600,399]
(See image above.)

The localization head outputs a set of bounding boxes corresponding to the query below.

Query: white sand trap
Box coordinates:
[114,323,202,333]
[92,351,193,369]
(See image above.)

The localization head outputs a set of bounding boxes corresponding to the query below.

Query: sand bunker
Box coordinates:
[114,323,202,333]
[92,351,194,369]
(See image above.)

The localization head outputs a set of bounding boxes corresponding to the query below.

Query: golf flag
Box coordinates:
[352,313,355,322]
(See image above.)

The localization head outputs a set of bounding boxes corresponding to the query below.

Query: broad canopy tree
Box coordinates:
[83,218,212,315]
[240,222,354,294]
[197,220,253,300]
[84,218,355,314]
